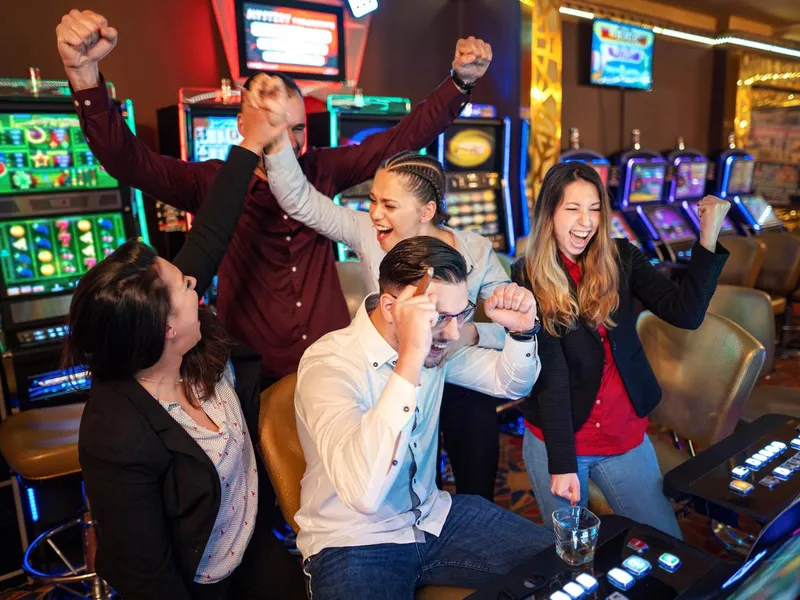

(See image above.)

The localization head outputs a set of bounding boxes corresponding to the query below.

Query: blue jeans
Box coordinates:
[523,430,683,539]
[303,495,554,600]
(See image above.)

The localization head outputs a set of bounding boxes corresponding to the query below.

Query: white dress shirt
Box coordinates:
[293,295,540,559]
[265,144,510,348]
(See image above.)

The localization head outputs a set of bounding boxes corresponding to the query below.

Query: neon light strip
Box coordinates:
[682,200,701,229]
[329,111,348,262]
[558,6,800,58]
[720,155,735,198]
[636,205,660,240]
[27,487,39,523]
[732,196,760,230]
[123,99,151,245]
[502,117,515,256]
[519,119,531,236]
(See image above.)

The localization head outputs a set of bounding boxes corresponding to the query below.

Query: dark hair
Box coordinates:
[378,236,467,294]
[64,240,231,405]
[379,151,450,225]
[242,72,302,98]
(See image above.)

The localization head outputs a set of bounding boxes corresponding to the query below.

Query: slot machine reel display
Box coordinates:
[436,103,515,255]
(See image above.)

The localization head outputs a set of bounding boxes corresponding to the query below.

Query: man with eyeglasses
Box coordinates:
[294,236,549,599]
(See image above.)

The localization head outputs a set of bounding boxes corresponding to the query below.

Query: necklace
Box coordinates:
[137,376,184,385]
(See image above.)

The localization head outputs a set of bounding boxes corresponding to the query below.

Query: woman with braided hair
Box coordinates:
[262,118,513,501]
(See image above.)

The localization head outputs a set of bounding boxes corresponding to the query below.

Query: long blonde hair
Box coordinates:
[525,162,620,336]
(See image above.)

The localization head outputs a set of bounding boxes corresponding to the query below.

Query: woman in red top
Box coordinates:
[513,162,730,537]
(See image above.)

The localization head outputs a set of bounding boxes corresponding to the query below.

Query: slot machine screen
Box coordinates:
[338,119,397,147]
[594,164,609,190]
[27,366,90,404]
[727,159,755,195]
[627,162,665,203]
[741,195,782,229]
[444,125,499,172]
[609,211,640,248]
[236,0,346,81]
[675,160,708,200]
[191,115,243,162]
[0,212,127,297]
[646,206,695,243]
[446,190,500,238]
[0,112,118,195]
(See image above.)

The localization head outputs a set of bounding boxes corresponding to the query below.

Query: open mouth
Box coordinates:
[375,225,393,243]
[569,229,591,248]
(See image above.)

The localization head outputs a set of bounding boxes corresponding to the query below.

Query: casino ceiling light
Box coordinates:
[556,5,800,59]
[347,0,378,19]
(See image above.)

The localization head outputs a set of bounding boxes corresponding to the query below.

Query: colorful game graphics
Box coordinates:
[446,190,500,236]
[0,113,118,194]
[0,212,126,296]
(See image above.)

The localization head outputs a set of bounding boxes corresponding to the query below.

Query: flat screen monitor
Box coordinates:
[740,195,782,229]
[675,160,708,200]
[0,211,127,297]
[338,118,399,147]
[727,158,755,195]
[191,115,243,162]
[0,112,118,196]
[236,0,346,81]
[444,125,499,172]
[590,19,654,91]
[627,162,665,204]
[646,205,695,243]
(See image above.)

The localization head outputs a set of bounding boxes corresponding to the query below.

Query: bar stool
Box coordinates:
[259,374,474,600]
[0,403,111,599]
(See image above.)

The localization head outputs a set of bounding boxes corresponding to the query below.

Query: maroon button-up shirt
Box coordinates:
[71,79,468,379]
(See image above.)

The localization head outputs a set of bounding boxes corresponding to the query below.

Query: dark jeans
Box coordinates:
[303,495,554,600]
[187,512,305,600]
[439,383,500,500]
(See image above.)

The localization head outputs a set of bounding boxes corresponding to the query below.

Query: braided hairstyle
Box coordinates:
[379,151,450,225]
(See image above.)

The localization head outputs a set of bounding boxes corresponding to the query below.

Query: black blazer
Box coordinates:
[78,147,266,599]
[512,240,729,475]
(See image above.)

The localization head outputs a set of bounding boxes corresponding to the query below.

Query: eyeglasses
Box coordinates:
[434,300,476,328]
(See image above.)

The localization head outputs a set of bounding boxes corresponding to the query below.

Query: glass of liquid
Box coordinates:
[552,506,600,566]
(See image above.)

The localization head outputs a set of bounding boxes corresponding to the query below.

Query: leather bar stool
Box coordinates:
[754,231,800,356]
[717,236,766,289]
[335,261,370,320]
[586,313,765,526]
[0,403,111,599]
[259,375,474,600]
[709,285,800,421]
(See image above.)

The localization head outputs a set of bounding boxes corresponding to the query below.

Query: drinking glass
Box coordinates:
[552,506,600,566]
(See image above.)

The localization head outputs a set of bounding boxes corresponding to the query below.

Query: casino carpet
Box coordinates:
[2,356,798,597]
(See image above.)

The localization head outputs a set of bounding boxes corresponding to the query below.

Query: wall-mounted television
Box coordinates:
[235,0,346,81]
[590,19,654,91]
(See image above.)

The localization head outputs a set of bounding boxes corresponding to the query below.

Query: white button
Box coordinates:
[73,100,79,107]
[84,99,92,106]
[596,399,601,405]
[291,266,297,272]
[285,236,291,242]
[296,301,302,308]
[283,214,289,220]
[302,335,307,340]
[595,422,600,428]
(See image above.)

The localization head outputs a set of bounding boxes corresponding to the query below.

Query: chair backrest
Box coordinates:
[708,284,776,376]
[755,231,800,297]
[258,373,304,532]
[336,261,370,319]
[717,236,766,288]
[636,311,765,446]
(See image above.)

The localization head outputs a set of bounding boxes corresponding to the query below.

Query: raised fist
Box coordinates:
[56,10,118,71]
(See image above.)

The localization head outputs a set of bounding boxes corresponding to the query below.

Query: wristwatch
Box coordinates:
[506,320,541,342]
[450,69,475,94]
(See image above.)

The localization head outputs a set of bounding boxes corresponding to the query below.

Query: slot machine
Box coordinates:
[611,129,695,263]
[714,134,784,235]
[436,103,515,255]
[559,127,642,250]
[157,80,244,258]
[0,72,150,582]
[665,136,738,239]
[307,93,412,261]
[519,117,532,236]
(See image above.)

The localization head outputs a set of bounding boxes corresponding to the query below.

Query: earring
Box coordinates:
[173,330,177,338]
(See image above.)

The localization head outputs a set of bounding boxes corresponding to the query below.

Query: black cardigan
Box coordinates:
[78,146,264,599]
[512,239,729,475]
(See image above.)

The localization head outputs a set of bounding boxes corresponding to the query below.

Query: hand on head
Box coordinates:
[239,74,290,154]
[452,36,493,85]
[484,283,537,332]
[391,268,438,361]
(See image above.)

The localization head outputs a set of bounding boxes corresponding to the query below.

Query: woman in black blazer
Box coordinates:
[513,162,730,537]
[65,77,305,599]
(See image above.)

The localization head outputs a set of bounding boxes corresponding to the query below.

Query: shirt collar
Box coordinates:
[354,294,399,370]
